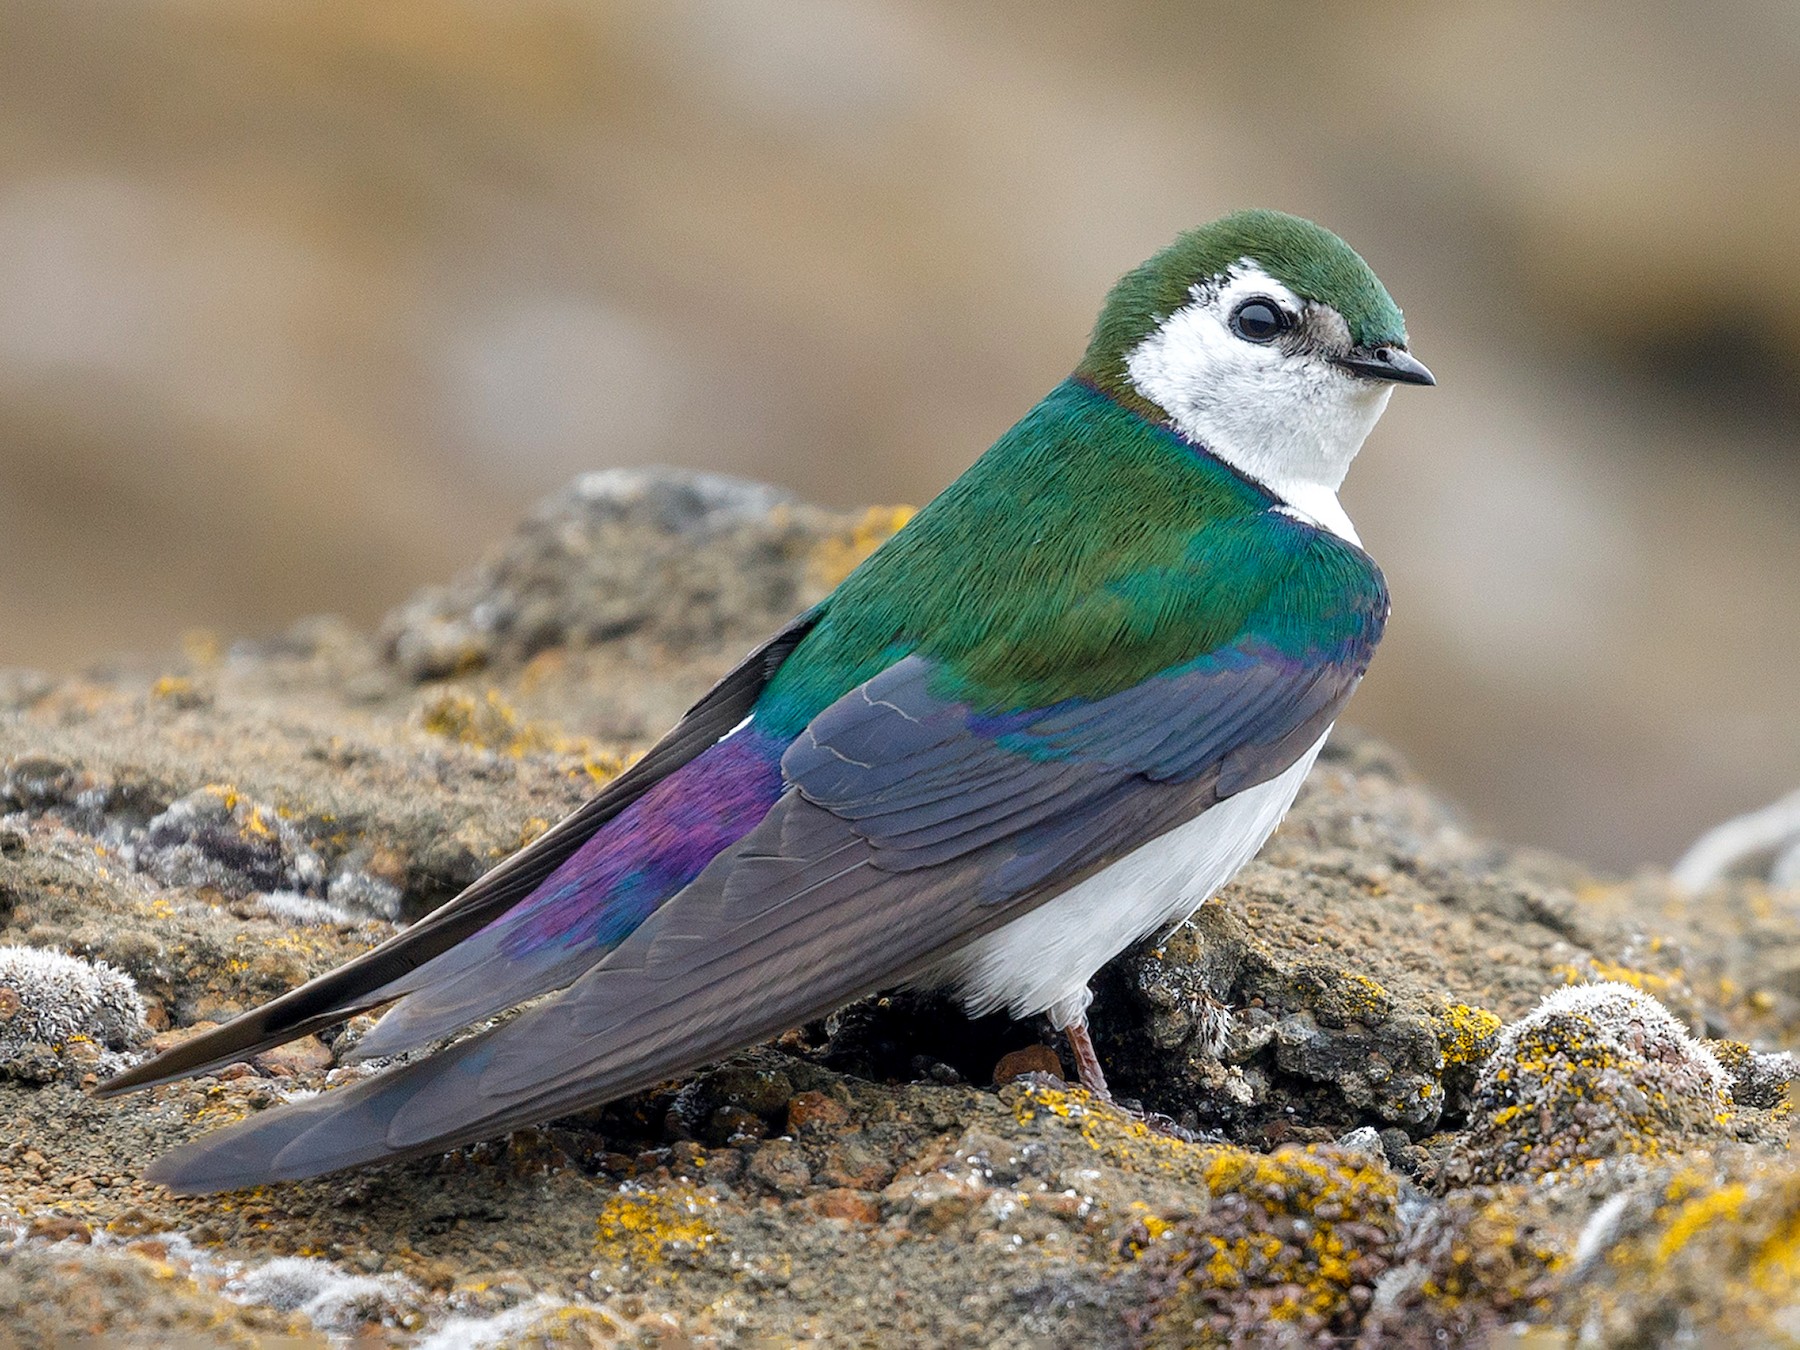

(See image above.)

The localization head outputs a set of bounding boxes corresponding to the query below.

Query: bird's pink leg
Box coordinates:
[1064,1009,1112,1102]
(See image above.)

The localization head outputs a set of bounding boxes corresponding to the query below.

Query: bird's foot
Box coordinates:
[1055,1006,1202,1141]
[1062,1009,1111,1102]
[1135,1109,1201,1143]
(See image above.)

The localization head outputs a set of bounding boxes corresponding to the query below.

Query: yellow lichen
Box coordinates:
[1123,1203,1179,1258]
[594,1187,719,1268]
[1655,1182,1751,1265]
[1748,1203,1800,1297]
[1011,1085,1195,1170]
[202,784,242,813]
[510,1305,629,1341]
[808,505,916,589]
[1437,1003,1504,1066]
[580,750,633,784]
[1575,1166,1800,1340]
[1554,959,1686,1004]
[1339,973,1390,1018]
[149,675,199,704]
[419,688,592,761]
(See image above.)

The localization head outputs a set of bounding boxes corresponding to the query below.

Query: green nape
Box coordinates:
[1076,209,1407,403]
[753,379,1381,735]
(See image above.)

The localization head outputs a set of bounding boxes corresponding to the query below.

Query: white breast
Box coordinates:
[1121,259,1390,540]
[917,731,1330,1028]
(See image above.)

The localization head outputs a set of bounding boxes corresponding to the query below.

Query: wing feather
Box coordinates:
[99,609,819,1095]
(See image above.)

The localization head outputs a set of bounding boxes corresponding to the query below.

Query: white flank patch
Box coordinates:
[1124,260,1391,543]
[922,732,1330,1027]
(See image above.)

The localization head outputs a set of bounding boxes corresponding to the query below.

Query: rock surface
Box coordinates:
[3,470,1799,1346]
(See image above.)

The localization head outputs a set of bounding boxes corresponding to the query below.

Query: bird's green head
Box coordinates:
[1077,210,1431,505]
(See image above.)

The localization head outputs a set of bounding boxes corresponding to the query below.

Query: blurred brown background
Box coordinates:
[0,0,1796,871]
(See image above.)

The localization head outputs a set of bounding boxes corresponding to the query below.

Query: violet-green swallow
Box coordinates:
[101,209,1432,1191]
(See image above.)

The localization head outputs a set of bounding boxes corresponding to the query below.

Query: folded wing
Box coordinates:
[148,533,1386,1190]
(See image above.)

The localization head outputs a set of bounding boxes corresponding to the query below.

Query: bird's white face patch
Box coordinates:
[1123,260,1391,541]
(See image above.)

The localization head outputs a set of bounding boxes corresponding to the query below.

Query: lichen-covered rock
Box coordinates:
[1093,854,1513,1142]
[0,1238,315,1346]
[380,468,909,681]
[1554,1149,1800,1348]
[1445,982,1741,1185]
[0,945,146,1081]
[1127,1143,1404,1348]
[1708,1038,1798,1109]
[1355,1182,1569,1347]
[125,786,326,899]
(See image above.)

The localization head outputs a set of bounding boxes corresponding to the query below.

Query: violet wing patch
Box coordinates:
[348,727,787,1059]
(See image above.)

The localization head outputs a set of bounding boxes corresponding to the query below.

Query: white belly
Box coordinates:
[918,731,1329,1028]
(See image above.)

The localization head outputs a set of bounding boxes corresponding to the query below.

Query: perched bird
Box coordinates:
[101,209,1432,1192]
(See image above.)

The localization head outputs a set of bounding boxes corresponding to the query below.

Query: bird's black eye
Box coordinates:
[1230,298,1288,343]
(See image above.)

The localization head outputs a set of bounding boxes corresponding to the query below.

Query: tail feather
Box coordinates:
[147,1020,544,1192]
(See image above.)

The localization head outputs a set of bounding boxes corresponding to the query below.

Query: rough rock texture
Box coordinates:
[3,470,1799,1346]
[0,945,145,1083]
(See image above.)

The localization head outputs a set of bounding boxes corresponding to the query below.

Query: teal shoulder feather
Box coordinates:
[757,379,1385,733]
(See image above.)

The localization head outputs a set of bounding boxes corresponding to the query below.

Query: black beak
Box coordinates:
[1333,345,1436,386]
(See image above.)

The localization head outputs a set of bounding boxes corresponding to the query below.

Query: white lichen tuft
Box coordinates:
[324,868,403,921]
[1335,1125,1387,1165]
[1499,981,1730,1103]
[254,891,354,927]
[1448,982,1734,1185]
[225,1255,420,1335]
[0,945,146,1056]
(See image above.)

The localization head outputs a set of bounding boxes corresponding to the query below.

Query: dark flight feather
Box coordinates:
[96,610,820,1097]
